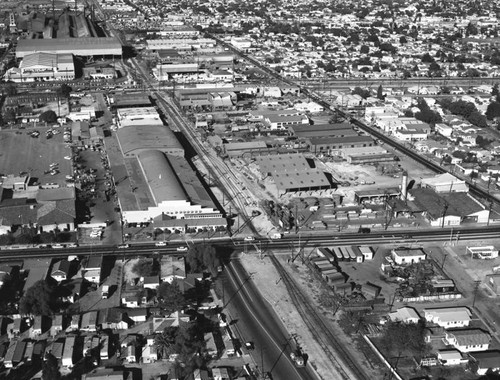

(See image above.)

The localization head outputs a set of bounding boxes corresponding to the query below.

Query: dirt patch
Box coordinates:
[240,251,384,380]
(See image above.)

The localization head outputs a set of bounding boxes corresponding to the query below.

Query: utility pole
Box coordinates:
[472,280,481,309]
[441,253,448,271]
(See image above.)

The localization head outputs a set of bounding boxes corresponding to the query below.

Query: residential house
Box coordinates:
[437,349,464,366]
[212,367,230,380]
[125,345,136,363]
[83,368,132,380]
[470,351,500,375]
[424,307,472,329]
[204,332,219,358]
[126,308,147,323]
[8,318,25,339]
[142,344,157,363]
[194,369,210,380]
[62,335,76,368]
[69,314,80,331]
[3,340,17,368]
[64,278,86,303]
[31,315,49,337]
[391,248,426,265]
[444,329,491,352]
[121,282,144,308]
[100,334,109,360]
[142,276,160,290]
[81,311,98,332]
[51,259,71,282]
[435,123,453,138]
[0,316,13,335]
[389,307,420,324]
[83,256,102,284]
[98,308,128,330]
[160,256,186,283]
[51,314,65,336]
[51,339,65,360]
[152,311,190,333]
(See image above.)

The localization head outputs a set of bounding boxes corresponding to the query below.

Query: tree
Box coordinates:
[492,84,499,97]
[421,52,435,63]
[360,45,369,54]
[486,102,500,120]
[399,36,407,44]
[377,85,384,100]
[158,280,186,315]
[132,259,159,277]
[468,111,488,128]
[352,87,371,99]
[414,99,442,125]
[57,84,72,99]
[4,83,17,96]
[19,280,55,316]
[380,320,429,357]
[39,110,58,123]
[4,109,16,124]
[186,244,222,276]
[42,352,61,380]
[155,326,179,359]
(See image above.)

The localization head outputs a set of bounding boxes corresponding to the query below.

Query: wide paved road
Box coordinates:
[224,259,318,380]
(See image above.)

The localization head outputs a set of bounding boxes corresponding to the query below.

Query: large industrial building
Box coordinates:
[117,150,223,225]
[255,153,333,196]
[109,107,225,230]
[116,107,163,128]
[4,52,75,82]
[116,125,184,157]
[16,37,122,58]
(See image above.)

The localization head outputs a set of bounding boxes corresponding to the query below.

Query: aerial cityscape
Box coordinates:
[1,0,500,379]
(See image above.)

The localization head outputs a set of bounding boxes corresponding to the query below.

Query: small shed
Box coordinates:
[358,246,374,260]
[362,282,381,299]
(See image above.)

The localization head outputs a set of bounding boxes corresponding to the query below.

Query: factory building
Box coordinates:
[16,37,122,58]
[4,52,75,82]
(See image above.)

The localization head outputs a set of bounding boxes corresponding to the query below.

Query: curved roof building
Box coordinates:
[137,150,187,204]
[116,125,184,157]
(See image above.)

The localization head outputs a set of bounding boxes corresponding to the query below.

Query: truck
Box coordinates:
[290,349,305,367]
[102,285,109,299]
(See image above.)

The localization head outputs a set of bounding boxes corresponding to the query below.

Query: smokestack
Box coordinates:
[401,171,408,201]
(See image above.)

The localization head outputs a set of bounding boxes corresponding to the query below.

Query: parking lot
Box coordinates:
[0,128,73,186]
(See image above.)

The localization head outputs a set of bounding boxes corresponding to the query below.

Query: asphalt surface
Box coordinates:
[224,259,317,380]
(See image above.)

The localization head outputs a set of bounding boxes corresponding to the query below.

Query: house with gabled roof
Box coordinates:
[81,311,98,332]
[443,328,491,352]
[470,350,500,375]
[160,256,186,284]
[51,259,71,283]
[424,307,472,329]
[83,256,102,284]
[389,306,420,324]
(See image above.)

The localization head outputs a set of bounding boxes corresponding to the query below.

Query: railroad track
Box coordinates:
[268,253,370,380]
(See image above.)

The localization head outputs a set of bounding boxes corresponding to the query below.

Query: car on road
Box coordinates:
[52,244,65,249]
[117,244,130,249]
[176,246,188,252]
[155,241,167,246]
[244,236,255,241]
